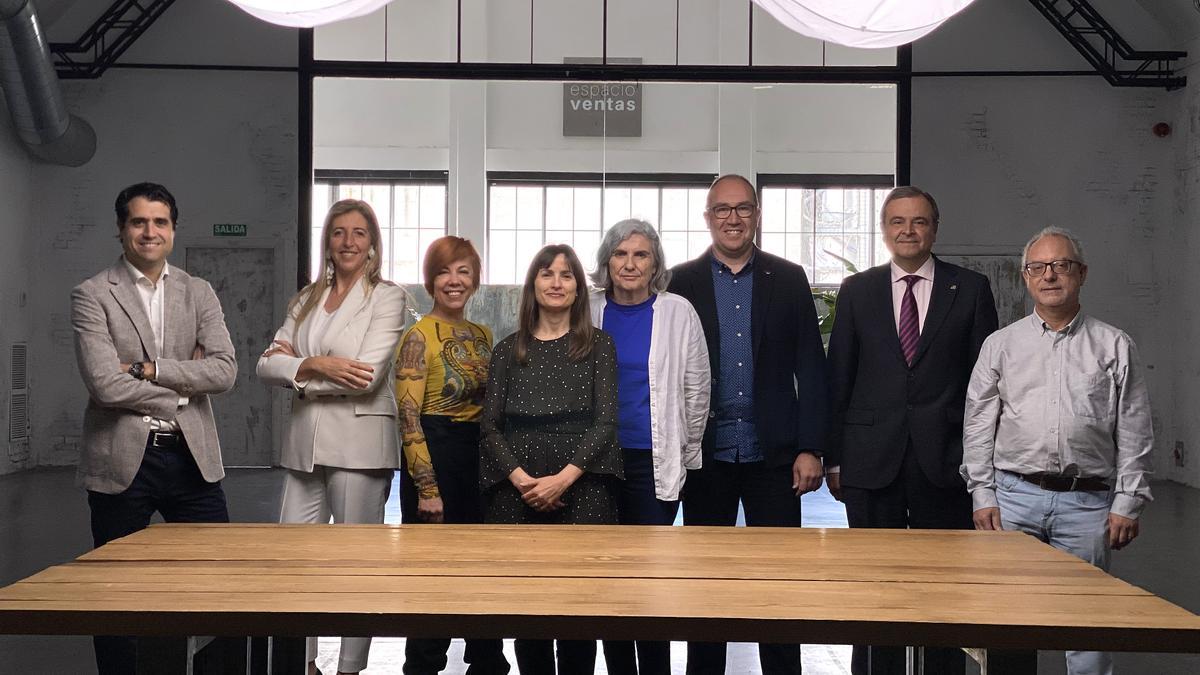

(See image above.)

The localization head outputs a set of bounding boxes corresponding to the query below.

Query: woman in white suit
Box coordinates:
[256,199,406,675]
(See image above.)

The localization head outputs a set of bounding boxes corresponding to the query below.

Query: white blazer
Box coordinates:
[257,280,407,472]
[590,290,711,501]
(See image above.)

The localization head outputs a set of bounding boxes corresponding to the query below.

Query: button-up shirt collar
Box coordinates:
[889,255,934,332]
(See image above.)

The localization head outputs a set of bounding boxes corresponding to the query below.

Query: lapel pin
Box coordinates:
[950,284,957,290]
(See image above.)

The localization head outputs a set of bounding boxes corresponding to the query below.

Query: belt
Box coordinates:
[147,430,186,449]
[1017,472,1110,492]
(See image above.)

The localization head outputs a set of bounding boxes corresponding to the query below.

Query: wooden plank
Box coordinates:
[17,559,1122,588]
[1,577,1193,629]
[2,524,1198,655]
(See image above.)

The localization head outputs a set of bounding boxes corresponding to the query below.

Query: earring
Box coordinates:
[324,260,334,283]
[368,248,376,259]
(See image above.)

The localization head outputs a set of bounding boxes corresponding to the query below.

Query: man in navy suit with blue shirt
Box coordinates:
[668,174,827,675]
[826,186,998,675]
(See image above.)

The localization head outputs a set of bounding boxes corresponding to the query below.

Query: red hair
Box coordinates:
[422,236,481,296]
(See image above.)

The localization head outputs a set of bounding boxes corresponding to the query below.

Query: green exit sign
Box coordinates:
[213,223,247,237]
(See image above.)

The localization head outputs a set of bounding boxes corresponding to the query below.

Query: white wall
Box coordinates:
[0,90,35,475]
[1162,56,1200,486]
[913,0,1182,482]
[25,1,298,468]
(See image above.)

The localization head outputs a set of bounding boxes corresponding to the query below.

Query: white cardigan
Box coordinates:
[257,280,407,472]
[590,290,711,501]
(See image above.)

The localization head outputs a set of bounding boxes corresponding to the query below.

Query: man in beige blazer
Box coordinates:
[71,182,237,675]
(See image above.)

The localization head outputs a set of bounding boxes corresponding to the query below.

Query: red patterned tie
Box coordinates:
[898,275,921,366]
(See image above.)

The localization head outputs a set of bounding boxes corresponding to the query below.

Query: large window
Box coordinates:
[311,172,448,284]
[759,176,894,285]
[486,174,714,284]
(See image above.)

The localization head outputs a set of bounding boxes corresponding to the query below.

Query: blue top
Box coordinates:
[710,252,761,463]
[603,293,656,449]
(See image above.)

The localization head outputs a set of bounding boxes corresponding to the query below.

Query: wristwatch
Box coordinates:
[128,362,146,380]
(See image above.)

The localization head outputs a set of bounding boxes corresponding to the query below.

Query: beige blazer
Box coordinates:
[71,258,238,494]
[256,280,406,472]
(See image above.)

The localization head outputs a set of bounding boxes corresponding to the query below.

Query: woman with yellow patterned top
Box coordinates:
[395,236,510,675]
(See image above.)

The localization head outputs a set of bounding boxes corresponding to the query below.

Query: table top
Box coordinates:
[1,523,1198,652]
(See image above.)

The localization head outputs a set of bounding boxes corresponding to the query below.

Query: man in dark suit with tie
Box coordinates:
[668,174,827,675]
[72,182,237,674]
[825,186,998,674]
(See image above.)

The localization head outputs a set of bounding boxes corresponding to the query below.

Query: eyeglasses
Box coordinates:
[1023,259,1082,276]
[708,203,757,219]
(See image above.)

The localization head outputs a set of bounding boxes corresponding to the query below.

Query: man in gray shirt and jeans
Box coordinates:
[962,226,1153,675]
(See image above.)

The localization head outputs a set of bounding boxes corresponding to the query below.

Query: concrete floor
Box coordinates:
[1,466,1197,674]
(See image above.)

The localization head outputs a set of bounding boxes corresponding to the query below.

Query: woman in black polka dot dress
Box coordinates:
[479,244,621,673]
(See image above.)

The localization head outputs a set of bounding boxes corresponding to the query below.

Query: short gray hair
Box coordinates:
[591,218,672,293]
[1022,226,1087,268]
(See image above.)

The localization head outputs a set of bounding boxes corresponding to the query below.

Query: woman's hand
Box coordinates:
[261,339,296,358]
[297,355,374,389]
[509,467,537,493]
[417,497,445,524]
[521,465,583,512]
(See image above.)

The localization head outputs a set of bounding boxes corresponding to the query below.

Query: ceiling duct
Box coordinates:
[0,0,95,166]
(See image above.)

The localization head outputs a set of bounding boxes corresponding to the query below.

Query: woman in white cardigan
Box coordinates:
[589,218,710,675]
[256,199,406,675]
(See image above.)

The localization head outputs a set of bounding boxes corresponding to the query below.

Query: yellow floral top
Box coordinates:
[395,315,493,499]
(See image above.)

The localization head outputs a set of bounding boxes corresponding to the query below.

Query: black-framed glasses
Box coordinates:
[1023,259,1082,276]
[708,203,757,219]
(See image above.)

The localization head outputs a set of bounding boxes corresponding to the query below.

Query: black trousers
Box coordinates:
[88,433,230,675]
[400,418,508,675]
[514,639,597,675]
[841,440,971,675]
[681,459,802,675]
[601,450,678,675]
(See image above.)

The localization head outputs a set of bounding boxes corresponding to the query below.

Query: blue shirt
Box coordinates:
[604,293,655,449]
[710,252,761,463]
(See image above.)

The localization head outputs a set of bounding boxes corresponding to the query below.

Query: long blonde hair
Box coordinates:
[288,199,384,327]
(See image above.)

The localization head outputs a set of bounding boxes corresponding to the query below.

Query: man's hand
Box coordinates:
[972,507,1003,530]
[792,452,823,496]
[417,496,445,524]
[826,471,843,502]
[192,344,206,360]
[1108,513,1140,550]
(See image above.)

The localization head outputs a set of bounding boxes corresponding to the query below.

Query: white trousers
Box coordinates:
[280,466,394,673]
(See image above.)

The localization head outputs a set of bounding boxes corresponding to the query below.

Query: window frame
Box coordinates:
[485,171,717,284]
[311,170,450,285]
[756,173,896,288]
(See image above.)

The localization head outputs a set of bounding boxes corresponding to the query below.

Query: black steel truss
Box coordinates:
[49,0,177,79]
[1028,0,1186,89]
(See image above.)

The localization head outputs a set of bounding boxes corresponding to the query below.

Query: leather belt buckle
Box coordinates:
[149,431,181,449]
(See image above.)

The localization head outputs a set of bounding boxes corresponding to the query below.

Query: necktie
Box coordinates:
[898,274,921,366]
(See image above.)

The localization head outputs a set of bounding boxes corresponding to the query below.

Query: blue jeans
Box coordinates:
[995,470,1113,675]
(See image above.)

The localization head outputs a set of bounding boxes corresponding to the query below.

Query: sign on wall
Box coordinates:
[563,57,642,138]
[213,223,248,237]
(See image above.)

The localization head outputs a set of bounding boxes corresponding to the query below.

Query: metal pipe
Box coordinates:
[0,0,95,166]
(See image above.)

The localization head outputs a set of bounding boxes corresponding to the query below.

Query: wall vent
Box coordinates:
[9,343,29,442]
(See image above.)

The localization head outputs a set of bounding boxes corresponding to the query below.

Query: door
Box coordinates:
[185,246,276,466]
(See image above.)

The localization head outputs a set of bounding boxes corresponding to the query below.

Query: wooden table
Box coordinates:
[2,523,1199,673]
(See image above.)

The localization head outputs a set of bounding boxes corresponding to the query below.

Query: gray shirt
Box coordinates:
[961,311,1154,519]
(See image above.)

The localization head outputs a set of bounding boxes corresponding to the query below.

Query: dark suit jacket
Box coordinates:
[826,256,997,490]
[668,248,827,468]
